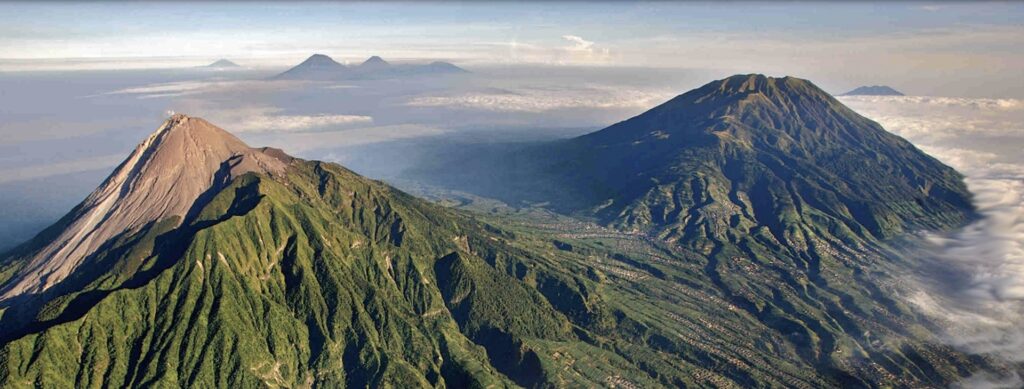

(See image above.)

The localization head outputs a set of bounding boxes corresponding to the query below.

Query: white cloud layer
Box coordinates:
[842,95,1024,364]
[194,106,373,134]
[233,112,373,133]
[405,86,674,113]
[100,79,307,100]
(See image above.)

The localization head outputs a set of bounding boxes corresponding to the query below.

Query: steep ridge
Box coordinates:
[0,115,288,300]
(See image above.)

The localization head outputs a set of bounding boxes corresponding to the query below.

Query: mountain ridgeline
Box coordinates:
[273,53,468,81]
[0,75,998,388]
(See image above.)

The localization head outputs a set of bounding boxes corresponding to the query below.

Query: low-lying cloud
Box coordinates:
[99,79,315,99]
[842,95,1024,366]
[840,95,1024,141]
[232,112,373,133]
[184,106,373,134]
[405,86,674,113]
[246,124,450,154]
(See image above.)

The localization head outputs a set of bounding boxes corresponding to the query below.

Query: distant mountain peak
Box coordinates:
[840,85,904,96]
[297,53,345,68]
[360,55,390,67]
[0,114,289,300]
[424,61,469,73]
[206,59,240,68]
[272,53,347,80]
[273,53,467,80]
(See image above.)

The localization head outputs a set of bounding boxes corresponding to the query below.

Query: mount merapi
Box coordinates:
[0,76,998,388]
[273,53,468,81]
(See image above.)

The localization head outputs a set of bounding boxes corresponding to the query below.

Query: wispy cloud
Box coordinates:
[562,35,595,52]
[560,34,611,64]
[102,80,225,99]
[247,124,451,154]
[493,35,613,66]
[196,106,373,134]
[98,79,307,99]
[233,113,373,133]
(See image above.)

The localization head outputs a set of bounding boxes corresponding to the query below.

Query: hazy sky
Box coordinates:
[2,1,1023,96]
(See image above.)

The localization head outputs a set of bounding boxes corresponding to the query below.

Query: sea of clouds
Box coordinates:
[841,95,1024,384]
[405,85,675,113]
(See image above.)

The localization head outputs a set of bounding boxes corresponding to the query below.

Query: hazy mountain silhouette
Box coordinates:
[840,85,904,96]
[273,54,467,80]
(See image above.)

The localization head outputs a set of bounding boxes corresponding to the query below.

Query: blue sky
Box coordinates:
[1,2,1022,96]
